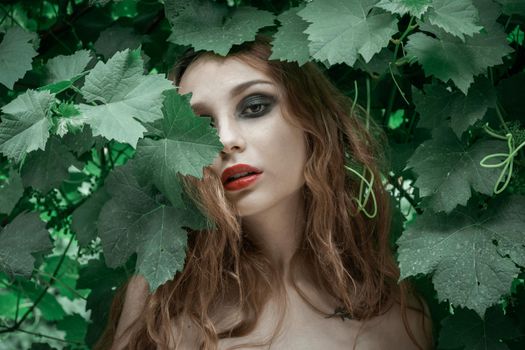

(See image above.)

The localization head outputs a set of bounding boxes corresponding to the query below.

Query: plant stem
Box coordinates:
[387,174,422,215]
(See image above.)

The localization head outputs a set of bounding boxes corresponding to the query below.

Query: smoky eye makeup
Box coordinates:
[237,93,277,118]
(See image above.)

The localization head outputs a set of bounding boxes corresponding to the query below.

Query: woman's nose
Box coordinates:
[217,119,246,156]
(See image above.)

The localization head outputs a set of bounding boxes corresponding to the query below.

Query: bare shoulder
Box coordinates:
[111,275,150,349]
[358,292,433,350]
[373,293,434,350]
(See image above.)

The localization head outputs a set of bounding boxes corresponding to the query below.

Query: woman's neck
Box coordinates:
[241,189,305,280]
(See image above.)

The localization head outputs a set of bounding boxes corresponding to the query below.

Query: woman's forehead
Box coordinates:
[178,55,276,96]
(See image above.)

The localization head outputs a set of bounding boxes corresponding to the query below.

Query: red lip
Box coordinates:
[221,164,263,189]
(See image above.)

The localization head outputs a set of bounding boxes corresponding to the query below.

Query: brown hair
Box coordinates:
[96,35,431,349]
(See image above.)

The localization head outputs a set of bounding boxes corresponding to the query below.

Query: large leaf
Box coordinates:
[97,165,205,290]
[406,127,506,213]
[134,90,222,206]
[269,5,311,66]
[298,0,397,66]
[405,0,513,93]
[77,257,131,347]
[0,212,52,277]
[375,0,432,17]
[0,90,54,163]
[79,48,173,147]
[0,28,38,89]
[166,1,275,56]
[93,25,142,60]
[71,188,110,247]
[397,196,525,316]
[45,49,93,84]
[0,169,24,215]
[439,306,519,349]
[21,137,82,193]
[426,0,483,41]
[413,77,496,137]
[495,0,525,16]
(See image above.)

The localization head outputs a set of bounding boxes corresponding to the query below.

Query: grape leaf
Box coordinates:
[0,28,38,89]
[375,0,432,18]
[98,165,205,290]
[269,5,311,66]
[57,314,88,344]
[166,1,275,56]
[405,0,513,93]
[79,48,173,148]
[94,25,142,60]
[426,0,483,41]
[0,90,54,163]
[413,77,496,137]
[21,137,82,193]
[45,49,93,84]
[0,212,52,277]
[41,256,80,300]
[406,127,506,213]
[397,195,525,316]
[72,188,110,247]
[20,279,66,321]
[0,169,24,215]
[298,0,397,66]
[77,257,131,347]
[495,0,525,16]
[439,306,519,349]
[134,90,222,206]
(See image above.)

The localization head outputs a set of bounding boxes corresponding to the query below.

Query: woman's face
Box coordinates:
[177,54,308,217]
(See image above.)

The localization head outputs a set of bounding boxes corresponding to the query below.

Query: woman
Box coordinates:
[102,35,433,349]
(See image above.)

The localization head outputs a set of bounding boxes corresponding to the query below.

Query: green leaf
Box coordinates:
[406,127,506,213]
[45,49,92,84]
[426,0,483,41]
[21,137,82,193]
[98,165,201,290]
[20,279,66,321]
[51,102,85,137]
[166,1,275,56]
[0,27,38,89]
[56,314,88,344]
[495,0,525,16]
[413,77,496,137]
[375,0,432,18]
[0,169,24,215]
[79,48,173,147]
[41,256,79,300]
[298,0,397,66]
[77,257,131,347]
[0,90,54,163]
[406,0,513,93]
[269,5,311,66]
[134,90,222,206]
[0,212,52,277]
[397,195,525,316]
[72,188,110,247]
[93,25,141,60]
[439,306,520,349]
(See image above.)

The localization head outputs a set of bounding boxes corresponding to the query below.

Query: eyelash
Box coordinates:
[239,94,274,117]
[200,94,274,126]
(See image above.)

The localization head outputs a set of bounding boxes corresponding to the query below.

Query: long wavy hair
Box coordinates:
[96,35,430,349]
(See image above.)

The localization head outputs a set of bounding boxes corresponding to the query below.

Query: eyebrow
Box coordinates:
[190,79,274,111]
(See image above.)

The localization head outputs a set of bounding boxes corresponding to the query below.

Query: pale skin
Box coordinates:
[112,55,433,349]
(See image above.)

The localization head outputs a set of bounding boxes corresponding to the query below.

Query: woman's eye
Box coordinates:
[243,103,266,115]
[240,95,274,117]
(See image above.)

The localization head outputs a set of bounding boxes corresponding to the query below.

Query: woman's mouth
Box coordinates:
[221,164,263,191]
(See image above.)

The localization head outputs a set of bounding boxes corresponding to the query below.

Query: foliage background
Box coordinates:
[0,0,524,348]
